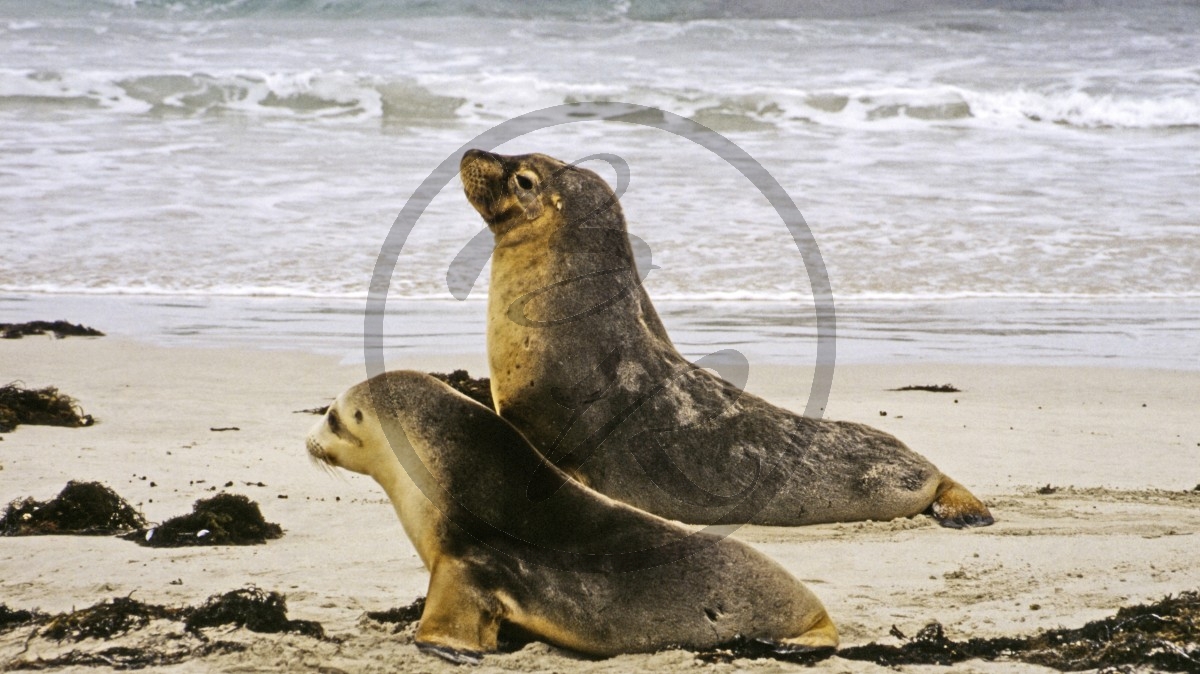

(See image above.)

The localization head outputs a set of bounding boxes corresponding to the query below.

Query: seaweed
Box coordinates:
[126,493,282,547]
[0,481,145,536]
[429,370,494,410]
[0,383,94,433]
[890,384,961,393]
[39,597,180,642]
[186,588,323,638]
[1019,592,1200,671]
[695,636,835,665]
[294,405,329,415]
[0,605,48,633]
[365,596,425,632]
[0,321,104,340]
[837,622,1022,666]
[833,591,1200,671]
[8,640,246,670]
[2,589,318,669]
[38,589,324,639]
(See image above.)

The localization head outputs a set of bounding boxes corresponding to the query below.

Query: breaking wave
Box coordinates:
[3,68,1198,130]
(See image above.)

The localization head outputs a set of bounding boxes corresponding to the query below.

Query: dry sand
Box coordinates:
[1,337,1198,672]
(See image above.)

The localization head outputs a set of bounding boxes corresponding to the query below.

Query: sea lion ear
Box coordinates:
[517,189,544,221]
[552,195,563,212]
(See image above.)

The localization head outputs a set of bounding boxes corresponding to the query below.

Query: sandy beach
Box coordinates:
[2,335,1197,672]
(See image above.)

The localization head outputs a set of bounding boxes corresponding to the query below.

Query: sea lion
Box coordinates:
[460,149,994,528]
[306,371,838,662]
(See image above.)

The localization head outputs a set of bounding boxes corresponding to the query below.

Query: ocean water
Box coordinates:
[2,0,1198,368]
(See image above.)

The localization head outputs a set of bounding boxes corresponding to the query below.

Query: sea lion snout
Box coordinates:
[305,435,333,467]
[460,149,506,219]
[461,148,500,167]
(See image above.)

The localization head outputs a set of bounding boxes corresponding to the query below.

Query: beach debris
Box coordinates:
[186,588,324,638]
[10,589,321,642]
[1036,484,1059,495]
[2,589,320,670]
[209,426,239,432]
[0,320,104,340]
[365,596,425,633]
[39,596,179,642]
[0,383,94,433]
[0,481,145,536]
[125,493,282,547]
[7,641,247,671]
[695,636,835,665]
[889,384,961,393]
[429,370,494,410]
[294,405,330,415]
[833,591,1200,670]
[0,605,48,633]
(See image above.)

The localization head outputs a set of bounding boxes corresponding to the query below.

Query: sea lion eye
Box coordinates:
[515,173,535,190]
[354,409,363,423]
[328,411,341,433]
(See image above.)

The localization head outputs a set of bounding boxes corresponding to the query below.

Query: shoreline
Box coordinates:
[3,292,1199,371]
[2,336,1198,671]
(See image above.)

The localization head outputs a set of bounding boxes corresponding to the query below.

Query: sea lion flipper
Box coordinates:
[928,477,995,529]
[416,642,483,666]
[782,610,839,650]
[414,557,501,661]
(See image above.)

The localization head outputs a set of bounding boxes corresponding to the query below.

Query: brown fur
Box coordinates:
[461,149,993,528]
[306,371,837,662]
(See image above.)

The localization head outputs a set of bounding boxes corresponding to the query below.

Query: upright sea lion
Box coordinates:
[306,371,837,662]
[460,149,993,528]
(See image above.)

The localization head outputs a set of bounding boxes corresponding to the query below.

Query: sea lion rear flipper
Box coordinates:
[929,477,995,529]
[782,610,839,650]
[414,557,501,663]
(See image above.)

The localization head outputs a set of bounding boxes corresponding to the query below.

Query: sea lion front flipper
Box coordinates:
[929,477,995,529]
[414,557,502,663]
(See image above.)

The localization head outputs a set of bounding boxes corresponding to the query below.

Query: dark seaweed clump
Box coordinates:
[8,641,246,671]
[429,370,494,410]
[0,321,104,340]
[126,493,282,547]
[39,597,179,642]
[0,481,145,536]
[28,589,321,642]
[0,605,47,633]
[837,622,1022,667]
[186,588,323,639]
[365,596,426,632]
[0,384,94,433]
[5,589,314,670]
[696,637,835,665]
[294,405,329,415]
[833,591,1200,671]
[890,383,961,393]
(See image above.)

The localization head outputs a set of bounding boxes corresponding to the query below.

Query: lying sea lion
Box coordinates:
[306,371,837,663]
[461,149,993,528]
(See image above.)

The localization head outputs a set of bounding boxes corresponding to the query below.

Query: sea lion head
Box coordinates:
[305,384,388,477]
[460,149,623,238]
